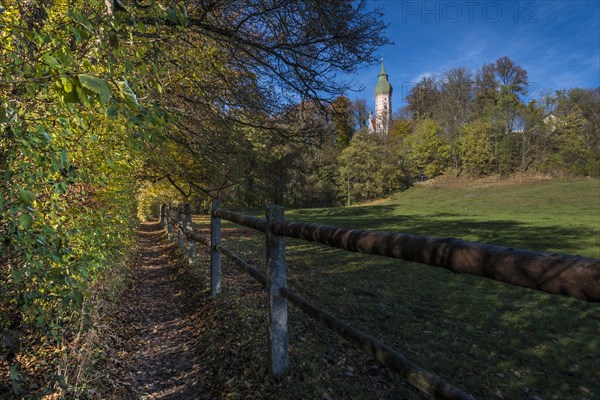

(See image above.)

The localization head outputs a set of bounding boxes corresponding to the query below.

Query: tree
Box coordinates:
[434,67,474,171]
[492,57,529,136]
[471,57,529,174]
[553,88,600,174]
[513,100,552,173]
[353,98,370,131]
[332,96,355,146]
[474,63,498,115]
[337,133,408,204]
[494,56,528,95]
[282,143,339,208]
[404,118,450,178]
[388,119,412,145]
[406,76,439,119]
[126,0,389,112]
[459,119,496,176]
[1,8,162,395]
[124,0,390,199]
[545,107,598,176]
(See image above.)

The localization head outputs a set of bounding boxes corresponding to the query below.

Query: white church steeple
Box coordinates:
[374,60,393,135]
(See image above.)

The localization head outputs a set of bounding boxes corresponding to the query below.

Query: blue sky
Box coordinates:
[346,0,600,113]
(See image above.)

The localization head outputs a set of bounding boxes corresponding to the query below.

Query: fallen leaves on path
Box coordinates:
[97,220,423,399]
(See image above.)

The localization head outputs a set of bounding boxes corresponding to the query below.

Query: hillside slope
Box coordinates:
[288,178,600,258]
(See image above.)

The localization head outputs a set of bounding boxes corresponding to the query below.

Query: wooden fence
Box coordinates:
[159,201,600,400]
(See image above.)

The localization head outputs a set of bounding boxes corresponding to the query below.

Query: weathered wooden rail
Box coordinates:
[158,201,600,400]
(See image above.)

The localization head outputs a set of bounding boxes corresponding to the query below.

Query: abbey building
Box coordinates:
[369,61,393,135]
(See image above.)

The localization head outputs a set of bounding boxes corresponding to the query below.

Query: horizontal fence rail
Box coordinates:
[272,221,600,302]
[159,201,600,400]
[214,208,267,232]
[211,210,600,302]
[216,243,268,287]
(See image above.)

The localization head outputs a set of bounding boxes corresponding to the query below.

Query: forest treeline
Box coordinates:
[0,0,598,397]
[231,56,599,208]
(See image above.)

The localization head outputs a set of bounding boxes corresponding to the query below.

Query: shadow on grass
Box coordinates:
[280,243,599,400]
[204,212,599,400]
[288,204,598,258]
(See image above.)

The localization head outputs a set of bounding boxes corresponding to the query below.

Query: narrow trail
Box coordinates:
[102,219,412,400]
[110,221,206,399]
[130,222,195,398]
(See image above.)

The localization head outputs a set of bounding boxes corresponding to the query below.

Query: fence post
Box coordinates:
[210,199,221,297]
[184,203,192,227]
[164,205,169,233]
[166,205,173,238]
[184,203,195,263]
[159,204,166,228]
[266,204,288,376]
[177,204,185,248]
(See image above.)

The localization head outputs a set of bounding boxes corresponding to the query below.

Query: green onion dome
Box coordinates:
[374,61,393,96]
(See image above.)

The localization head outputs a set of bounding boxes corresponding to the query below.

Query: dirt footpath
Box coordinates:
[104,221,208,399]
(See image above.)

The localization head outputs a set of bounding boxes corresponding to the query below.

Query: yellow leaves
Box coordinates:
[154,80,163,94]
[61,76,73,93]
[0,1,17,16]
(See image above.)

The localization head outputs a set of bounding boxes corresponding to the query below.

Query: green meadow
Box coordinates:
[286,179,600,258]
[195,179,600,400]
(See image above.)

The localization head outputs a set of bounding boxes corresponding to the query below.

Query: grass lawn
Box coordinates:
[191,179,600,400]
[287,179,600,258]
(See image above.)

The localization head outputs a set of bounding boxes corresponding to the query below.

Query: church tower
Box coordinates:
[374,60,393,135]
